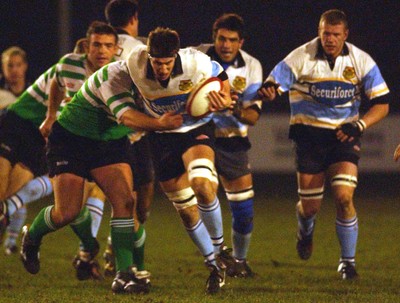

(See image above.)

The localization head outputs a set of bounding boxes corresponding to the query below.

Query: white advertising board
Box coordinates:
[248,114,400,173]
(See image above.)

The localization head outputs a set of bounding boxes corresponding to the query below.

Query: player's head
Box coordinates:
[212,13,245,63]
[1,46,28,85]
[147,27,180,81]
[318,9,349,59]
[85,21,119,70]
[105,0,139,35]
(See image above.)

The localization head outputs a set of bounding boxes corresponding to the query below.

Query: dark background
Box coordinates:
[1,0,398,112]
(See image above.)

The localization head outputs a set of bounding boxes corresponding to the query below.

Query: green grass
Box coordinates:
[1,173,399,303]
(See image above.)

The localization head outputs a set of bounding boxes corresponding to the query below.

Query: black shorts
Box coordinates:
[148,122,215,182]
[0,110,47,176]
[128,135,155,187]
[290,125,360,174]
[215,136,251,180]
[215,147,251,180]
[47,122,130,179]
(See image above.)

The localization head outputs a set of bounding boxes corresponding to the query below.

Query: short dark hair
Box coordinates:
[105,0,139,28]
[147,27,180,58]
[319,9,348,29]
[86,21,118,44]
[212,13,245,40]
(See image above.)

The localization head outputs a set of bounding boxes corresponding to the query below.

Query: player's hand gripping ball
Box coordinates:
[186,77,223,119]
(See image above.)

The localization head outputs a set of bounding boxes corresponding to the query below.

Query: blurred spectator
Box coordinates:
[1,46,30,97]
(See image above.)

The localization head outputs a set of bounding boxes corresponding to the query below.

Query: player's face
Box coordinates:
[214,29,243,63]
[149,57,176,81]
[319,21,348,59]
[2,54,27,84]
[87,33,118,70]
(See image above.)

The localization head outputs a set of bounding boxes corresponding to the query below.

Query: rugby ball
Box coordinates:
[186,77,223,118]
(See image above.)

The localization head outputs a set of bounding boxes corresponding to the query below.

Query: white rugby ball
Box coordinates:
[186,77,223,118]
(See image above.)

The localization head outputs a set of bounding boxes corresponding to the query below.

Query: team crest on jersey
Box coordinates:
[232,76,246,92]
[343,67,356,81]
[179,79,193,91]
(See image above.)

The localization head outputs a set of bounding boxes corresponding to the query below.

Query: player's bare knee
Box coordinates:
[298,187,324,217]
[301,202,320,217]
[178,205,200,228]
[191,177,215,202]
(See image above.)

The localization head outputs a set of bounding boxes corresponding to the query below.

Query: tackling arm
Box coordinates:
[120,109,183,132]
[39,78,65,138]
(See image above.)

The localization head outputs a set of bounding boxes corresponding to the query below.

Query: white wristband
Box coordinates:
[356,119,367,132]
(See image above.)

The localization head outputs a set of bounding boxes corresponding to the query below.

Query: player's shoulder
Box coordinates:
[193,43,213,54]
[179,47,212,64]
[238,49,262,66]
[59,52,85,63]
[119,34,144,48]
[345,41,374,61]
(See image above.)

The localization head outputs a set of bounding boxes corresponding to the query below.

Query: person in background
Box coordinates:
[0,46,31,255]
[196,13,263,277]
[259,9,390,280]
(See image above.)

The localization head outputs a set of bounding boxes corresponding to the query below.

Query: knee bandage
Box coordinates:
[187,158,218,185]
[165,187,198,211]
[331,174,358,187]
[298,186,324,200]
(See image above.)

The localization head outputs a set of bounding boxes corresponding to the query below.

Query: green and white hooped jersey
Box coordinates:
[58,60,138,141]
[55,53,92,97]
[8,65,56,127]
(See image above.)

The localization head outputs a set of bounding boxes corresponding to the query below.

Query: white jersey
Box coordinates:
[115,34,144,61]
[196,44,263,138]
[0,89,16,109]
[127,45,224,133]
[267,37,389,129]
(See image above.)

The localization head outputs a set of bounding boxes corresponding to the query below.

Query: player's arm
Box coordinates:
[120,109,183,132]
[232,101,261,126]
[258,81,280,102]
[336,99,389,143]
[39,78,65,138]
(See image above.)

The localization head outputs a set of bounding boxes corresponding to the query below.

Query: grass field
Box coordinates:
[1,173,399,303]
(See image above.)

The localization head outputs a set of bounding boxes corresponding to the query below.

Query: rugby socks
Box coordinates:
[186,219,216,266]
[133,224,146,271]
[336,215,358,263]
[70,206,98,252]
[110,217,135,272]
[229,198,254,260]
[4,206,27,249]
[197,196,224,253]
[4,175,52,217]
[85,197,104,237]
[296,202,316,237]
[28,206,57,243]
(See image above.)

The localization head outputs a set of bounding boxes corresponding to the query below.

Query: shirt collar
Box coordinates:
[146,52,183,80]
[115,28,130,36]
[206,46,245,68]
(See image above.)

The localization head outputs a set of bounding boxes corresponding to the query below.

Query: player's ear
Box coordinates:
[344,29,349,41]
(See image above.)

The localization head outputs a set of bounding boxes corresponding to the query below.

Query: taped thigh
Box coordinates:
[187,158,218,185]
[331,174,358,188]
[226,186,254,201]
[165,187,198,211]
[298,186,324,200]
